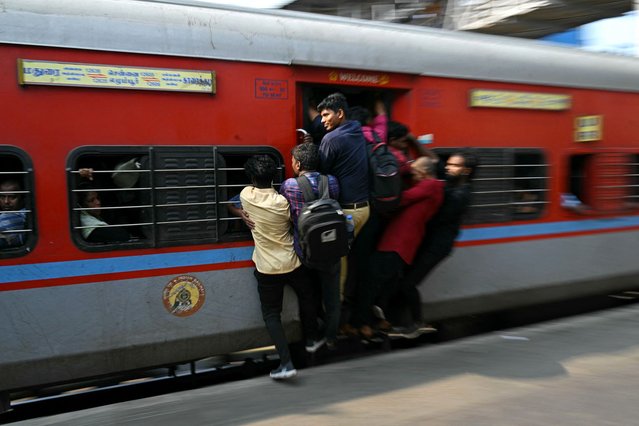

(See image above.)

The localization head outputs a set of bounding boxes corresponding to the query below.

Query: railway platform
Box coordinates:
[12,303,639,425]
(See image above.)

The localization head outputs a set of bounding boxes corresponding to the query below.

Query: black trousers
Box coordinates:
[399,249,449,322]
[254,266,318,366]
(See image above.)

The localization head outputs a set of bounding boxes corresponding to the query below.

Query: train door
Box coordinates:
[298,85,403,144]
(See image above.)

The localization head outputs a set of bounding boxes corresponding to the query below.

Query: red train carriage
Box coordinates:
[1,0,638,408]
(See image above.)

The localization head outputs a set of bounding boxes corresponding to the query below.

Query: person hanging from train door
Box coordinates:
[0,178,27,248]
[361,155,444,337]
[349,98,388,145]
[240,154,321,380]
[344,100,391,339]
[315,93,371,336]
[280,142,341,352]
[389,149,478,337]
[387,121,434,187]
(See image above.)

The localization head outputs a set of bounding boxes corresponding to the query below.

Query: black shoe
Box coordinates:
[326,339,338,351]
[376,319,393,332]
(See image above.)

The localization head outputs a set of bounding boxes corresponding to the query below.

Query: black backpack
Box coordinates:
[296,175,349,269]
[368,133,402,214]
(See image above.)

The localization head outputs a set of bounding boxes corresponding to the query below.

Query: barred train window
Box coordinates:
[0,147,36,258]
[630,154,639,208]
[433,148,549,225]
[567,152,639,212]
[67,146,283,251]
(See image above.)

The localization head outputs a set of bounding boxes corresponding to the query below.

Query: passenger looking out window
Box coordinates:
[0,179,27,248]
[77,182,131,243]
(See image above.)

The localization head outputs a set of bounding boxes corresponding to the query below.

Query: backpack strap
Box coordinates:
[295,174,330,202]
[317,175,330,200]
[371,130,383,144]
[295,175,316,203]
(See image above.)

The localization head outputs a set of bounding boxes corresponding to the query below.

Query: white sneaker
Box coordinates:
[416,323,437,333]
[371,305,386,320]
[270,363,297,380]
[305,338,327,353]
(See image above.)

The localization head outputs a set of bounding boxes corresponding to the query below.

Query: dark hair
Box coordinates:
[76,181,98,206]
[292,143,319,172]
[348,106,371,126]
[244,155,277,187]
[0,178,22,191]
[456,149,479,181]
[317,93,349,118]
[387,121,409,140]
[77,181,96,191]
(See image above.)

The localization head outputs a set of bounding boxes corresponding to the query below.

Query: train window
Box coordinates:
[629,154,639,208]
[68,146,283,251]
[565,152,638,213]
[433,148,549,224]
[0,147,36,259]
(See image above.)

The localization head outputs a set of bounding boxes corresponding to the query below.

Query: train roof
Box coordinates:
[2,0,639,93]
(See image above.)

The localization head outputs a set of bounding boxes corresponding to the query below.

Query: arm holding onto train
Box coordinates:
[406,133,436,159]
[560,193,590,214]
[227,194,255,230]
[306,102,326,145]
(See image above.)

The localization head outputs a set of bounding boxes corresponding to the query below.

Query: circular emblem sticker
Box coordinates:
[163,275,206,317]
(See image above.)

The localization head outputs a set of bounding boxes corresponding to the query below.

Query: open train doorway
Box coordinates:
[299,84,404,145]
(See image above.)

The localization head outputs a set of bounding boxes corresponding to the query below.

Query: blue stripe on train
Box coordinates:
[458,215,639,242]
[1,246,255,284]
[3,216,639,285]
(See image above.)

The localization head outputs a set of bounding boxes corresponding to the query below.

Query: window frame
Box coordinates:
[432,147,550,225]
[0,145,37,259]
[67,145,284,252]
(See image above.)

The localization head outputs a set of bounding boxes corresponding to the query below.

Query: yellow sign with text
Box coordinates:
[575,115,603,142]
[18,59,215,94]
[470,89,571,111]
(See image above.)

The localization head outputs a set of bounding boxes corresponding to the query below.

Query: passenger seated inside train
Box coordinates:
[0,178,27,248]
[76,156,149,240]
[77,182,131,243]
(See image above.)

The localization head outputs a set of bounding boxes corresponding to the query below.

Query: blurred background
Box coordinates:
[201,0,638,56]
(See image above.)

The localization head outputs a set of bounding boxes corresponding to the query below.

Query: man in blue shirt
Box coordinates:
[318,93,370,230]
[317,92,371,337]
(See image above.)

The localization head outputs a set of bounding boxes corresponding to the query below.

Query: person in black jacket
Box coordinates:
[385,149,478,335]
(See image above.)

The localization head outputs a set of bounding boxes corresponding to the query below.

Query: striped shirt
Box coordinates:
[280,171,339,258]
